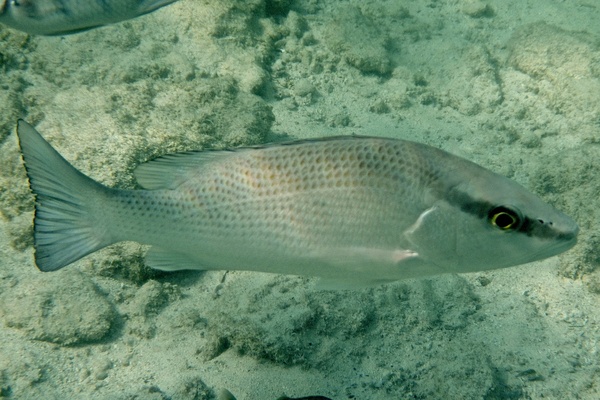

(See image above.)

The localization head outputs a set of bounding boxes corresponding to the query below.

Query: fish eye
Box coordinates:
[488,206,522,230]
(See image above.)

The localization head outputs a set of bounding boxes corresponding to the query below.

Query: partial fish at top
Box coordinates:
[16,120,578,288]
[218,388,332,400]
[0,0,178,35]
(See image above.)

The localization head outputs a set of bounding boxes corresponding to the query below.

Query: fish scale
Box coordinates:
[16,121,578,288]
[169,139,423,247]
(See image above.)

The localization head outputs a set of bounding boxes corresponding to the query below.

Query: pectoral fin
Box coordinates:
[307,246,425,290]
[310,246,418,267]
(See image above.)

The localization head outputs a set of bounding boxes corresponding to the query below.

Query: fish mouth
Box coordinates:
[556,222,579,248]
[555,235,578,254]
[531,228,579,261]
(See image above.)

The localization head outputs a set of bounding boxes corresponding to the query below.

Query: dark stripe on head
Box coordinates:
[446,187,574,241]
[446,187,491,220]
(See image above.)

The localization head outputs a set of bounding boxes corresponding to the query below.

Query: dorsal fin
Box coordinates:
[133,136,382,190]
[133,151,235,189]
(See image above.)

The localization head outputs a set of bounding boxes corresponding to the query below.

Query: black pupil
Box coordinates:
[494,212,515,229]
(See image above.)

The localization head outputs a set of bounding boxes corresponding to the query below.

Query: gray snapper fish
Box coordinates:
[16,120,578,288]
[0,0,178,35]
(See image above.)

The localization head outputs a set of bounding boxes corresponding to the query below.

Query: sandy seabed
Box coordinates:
[1,0,600,399]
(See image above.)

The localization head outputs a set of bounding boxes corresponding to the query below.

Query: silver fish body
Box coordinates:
[16,120,578,287]
[0,0,177,35]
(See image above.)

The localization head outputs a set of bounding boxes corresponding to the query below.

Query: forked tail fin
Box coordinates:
[16,120,113,271]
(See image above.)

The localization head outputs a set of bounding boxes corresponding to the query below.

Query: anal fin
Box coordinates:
[314,277,399,291]
[146,247,203,271]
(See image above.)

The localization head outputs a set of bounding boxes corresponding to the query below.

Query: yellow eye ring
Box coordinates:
[489,207,521,230]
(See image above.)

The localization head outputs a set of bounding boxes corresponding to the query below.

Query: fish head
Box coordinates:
[406,165,578,274]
